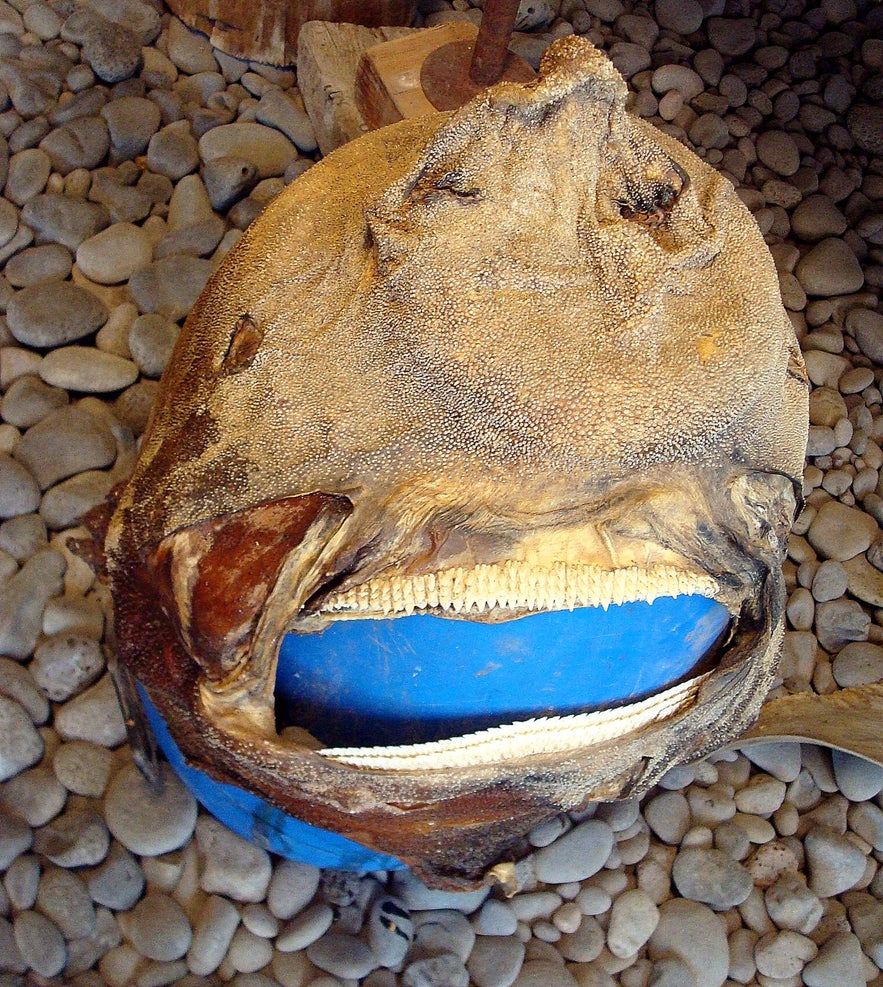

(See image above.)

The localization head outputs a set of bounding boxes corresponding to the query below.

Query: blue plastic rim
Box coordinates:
[142,593,730,869]
[277,594,731,747]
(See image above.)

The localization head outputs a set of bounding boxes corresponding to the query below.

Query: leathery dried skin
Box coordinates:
[85,36,809,887]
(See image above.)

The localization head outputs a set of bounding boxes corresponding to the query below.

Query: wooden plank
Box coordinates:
[166,0,416,66]
[297,21,418,155]
[355,22,477,130]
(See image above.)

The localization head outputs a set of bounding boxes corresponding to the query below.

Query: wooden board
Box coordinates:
[355,22,477,130]
[167,0,417,66]
[297,22,418,155]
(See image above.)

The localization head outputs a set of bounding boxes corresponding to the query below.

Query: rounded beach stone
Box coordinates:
[802,930,866,987]
[832,642,883,687]
[0,693,43,781]
[100,95,161,159]
[40,468,115,529]
[39,116,109,174]
[76,222,153,284]
[764,873,822,934]
[105,761,197,856]
[0,809,33,869]
[13,909,66,978]
[126,892,192,961]
[36,865,96,939]
[31,632,104,701]
[805,825,867,896]
[146,121,199,180]
[6,281,107,347]
[754,929,817,978]
[0,549,66,660]
[308,932,378,980]
[127,313,179,377]
[606,888,659,957]
[275,901,333,952]
[0,454,40,518]
[5,243,72,287]
[806,500,878,560]
[199,122,299,178]
[368,896,413,968]
[228,925,274,973]
[39,346,139,393]
[86,840,145,910]
[53,672,127,747]
[128,256,213,320]
[847,104,883,155]
[467,934,525,987]
[255,90,318,153]
[4,854,40,911]
[795,238,864,296]
[21,194,110,251]
[791,195,847,241]
[531,818,614,884]
[831,749,883,801]
[756,130,800,176]
[52,739,113,797]
[648,898,728,987]
[644,790,690,844]
[5,149,52,207]
[671,847,753,909]
[187,894,240,976]
[196,816,272,902]
[654,0,703,33]
[203,155,259,211]
[266,858,321,919]
[33,805,110,867]
[846,308,883,363]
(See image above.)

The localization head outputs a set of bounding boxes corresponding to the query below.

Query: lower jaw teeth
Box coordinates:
[321,561,719,618]
[317,671,709,770]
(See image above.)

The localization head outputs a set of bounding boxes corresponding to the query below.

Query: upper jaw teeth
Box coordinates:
[320,560,719,618]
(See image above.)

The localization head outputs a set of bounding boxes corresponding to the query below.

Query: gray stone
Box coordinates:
[654,0,703,33]
[146,120,199,180]
[810,559,848,601]
[167,16,218,74]
[648,899,728,987]
[12,910,66,978]
[0,60,62,118]
[402,952,471,987]
[125,892,192,961]
[0,764,66,829]
[53,672,126,747]
[847,104,883,155]
[32,806,109,867]
[764,873,822,934]
[0,374,65,430]
[4,243,71,287]
[199,121,299,178]
[0,453,39,518]
[4,147,51,206]
[85,841,144,910]
[805,824,867,896]
[31,632,104,701]
[4,853,39,910]
[39,116,109,174]
[100,95,160,159]
[187,894,240,976]
[128,255,213,320]
[39,345,139,392]
[0,514,47,562]
[848,801,883,851]
[275,901,333,952]
[203,154,259,211]
[76,221,153,284]
[791,194,847,242]
[14,405,115,489]
[795,238,865,296]
[815,598,870,652]
[24,3,62,40]
[368,896,413,968]
[0,694,42,782]
[802,931,866,987]
[266,858,321,920]
[707,17,756,55]
[0,196,18,250]
[308,931,377,980]
[0,658,47,723]
[644,790,690,845]
[831,748,883,801]
[0,548,65,659]
[36,866,96,939]
[0,808,32,869]
[255,90,317,153]
[807,500,878,560]
[105,761,197,856]
[846,307,883,364]
[7,281,107,347]
[197,816,272,902]
[154,216,226,260]
[842,554,883,607]
[756,130,800,176]
[671,847,753,909]
[40,469,114,529]
[21,194,110,250]
[62,8,141,84]
[467,934,525,987]
[52,740,113,797]
[531,818,614,884]
[89,0,161,45]
[87,168,152,223]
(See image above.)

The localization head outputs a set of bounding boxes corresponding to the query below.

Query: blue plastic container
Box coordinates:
[143,594,729,869]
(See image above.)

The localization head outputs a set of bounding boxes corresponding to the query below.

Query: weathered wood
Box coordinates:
[734,683,883,767]
[297,21,417,155]
[166,0,417,66]
[355,22,477,130]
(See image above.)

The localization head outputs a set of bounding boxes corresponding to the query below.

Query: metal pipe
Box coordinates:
[469,0,521,86]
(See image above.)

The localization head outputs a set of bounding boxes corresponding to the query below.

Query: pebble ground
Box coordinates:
[0,0,883,984]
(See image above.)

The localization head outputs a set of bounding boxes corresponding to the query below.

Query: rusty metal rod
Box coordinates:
[469,0,521,87]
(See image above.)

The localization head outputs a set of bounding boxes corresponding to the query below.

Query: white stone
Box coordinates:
[531,819,614,884]
[105,761,197,856]
[648,899,728,987]
[606,888,658,957]
[196,816,272,902]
